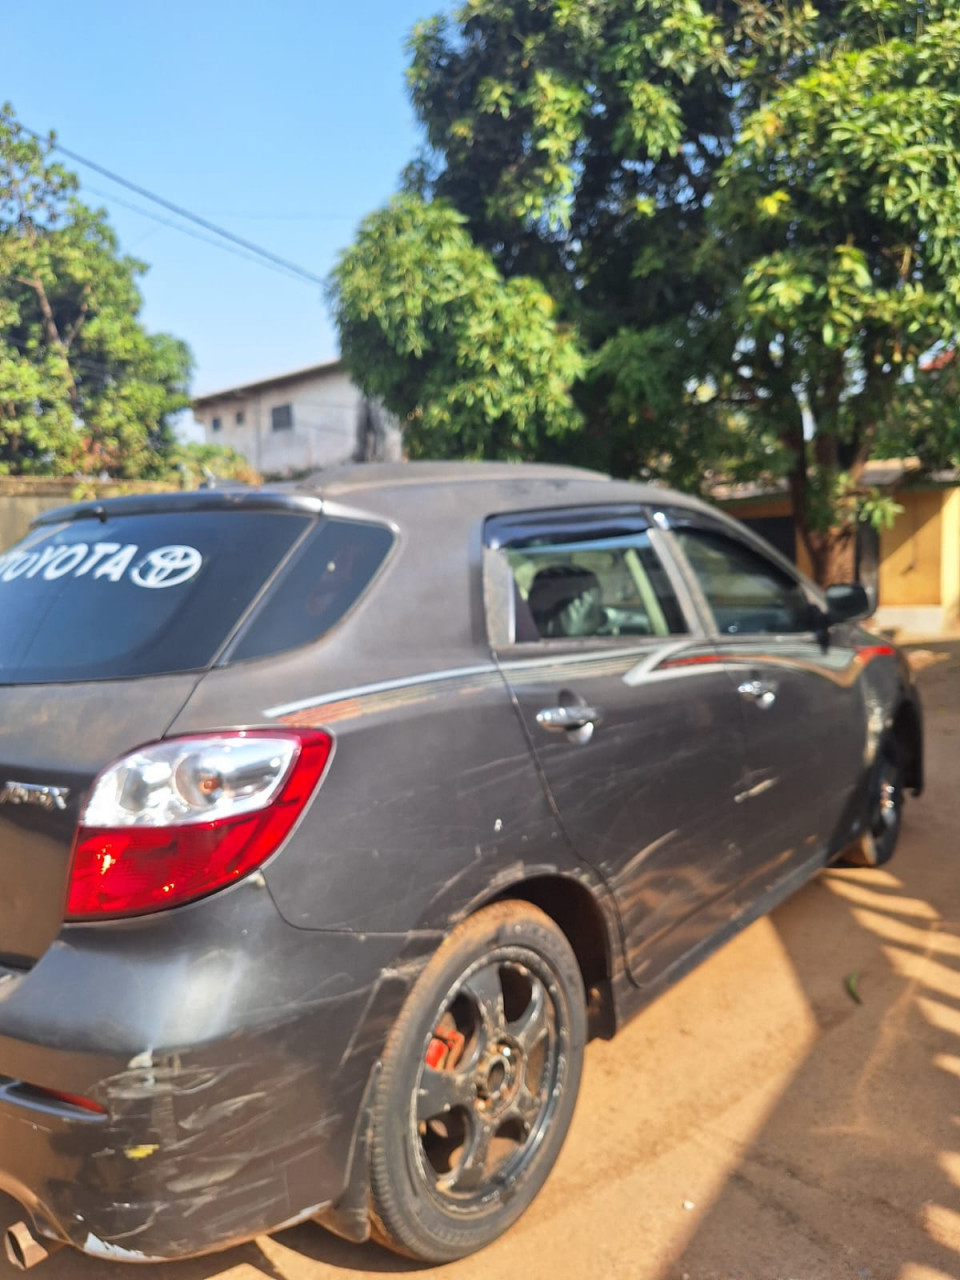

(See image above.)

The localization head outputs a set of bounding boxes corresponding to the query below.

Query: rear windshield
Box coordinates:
[0,510,314,683]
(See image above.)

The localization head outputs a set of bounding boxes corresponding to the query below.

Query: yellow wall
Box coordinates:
[0,478,178,551]
[941,489,960,627]
[724,486,959,610]
[879,490,944,607]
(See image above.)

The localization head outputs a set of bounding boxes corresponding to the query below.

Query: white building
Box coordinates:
[192,360,401,478]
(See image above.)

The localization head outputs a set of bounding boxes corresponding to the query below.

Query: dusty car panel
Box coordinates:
[497,643,752,986]
[656,507,871,879]
[167,474,612,938]
[0,461,923,1266]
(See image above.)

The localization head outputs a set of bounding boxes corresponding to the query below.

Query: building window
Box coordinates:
[235,410,245,425]
[271,404,293,432]
[211,417,222,433]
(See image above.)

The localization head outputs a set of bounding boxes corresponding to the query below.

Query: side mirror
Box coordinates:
[824,583,873,626]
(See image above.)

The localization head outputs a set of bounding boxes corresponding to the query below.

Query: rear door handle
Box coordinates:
[737,679,776,710]
[536,705,603,732]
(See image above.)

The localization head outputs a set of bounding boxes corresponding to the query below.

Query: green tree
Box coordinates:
[331,195,584,458]
[171,440,261,487]
[0,105,194,478]
[332,0,960,583]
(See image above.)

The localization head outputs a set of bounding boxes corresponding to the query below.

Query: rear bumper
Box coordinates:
[0,882,419,1260]
[0,1024,356,1261]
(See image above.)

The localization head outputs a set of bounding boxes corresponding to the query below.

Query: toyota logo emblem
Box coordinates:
[131,545,204,589]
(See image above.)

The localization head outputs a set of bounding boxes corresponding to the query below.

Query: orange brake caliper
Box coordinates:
[425,1026,466,1070]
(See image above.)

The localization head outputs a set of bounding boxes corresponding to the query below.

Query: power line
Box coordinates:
[82,184,315,285]
[18,123,327,287]
[194,210,362,223]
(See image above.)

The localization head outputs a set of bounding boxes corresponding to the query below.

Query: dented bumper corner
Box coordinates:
[0,880,418,1260]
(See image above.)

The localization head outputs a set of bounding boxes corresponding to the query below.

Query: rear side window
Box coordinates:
[225,518,394,663]
[501,532,687,640]
[0,511,312,683]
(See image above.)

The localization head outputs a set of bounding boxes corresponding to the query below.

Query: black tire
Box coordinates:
[368,901,587,1262]
[845,736,904,867]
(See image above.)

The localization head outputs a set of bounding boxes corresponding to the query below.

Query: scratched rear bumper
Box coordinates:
[0,880,415,1260]
[0,1036,360,1260]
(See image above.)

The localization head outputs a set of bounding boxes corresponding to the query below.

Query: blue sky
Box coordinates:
[0,0,435,403]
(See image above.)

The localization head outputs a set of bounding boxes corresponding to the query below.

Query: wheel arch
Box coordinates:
[486,872,619,1040]
[892,697,923,795]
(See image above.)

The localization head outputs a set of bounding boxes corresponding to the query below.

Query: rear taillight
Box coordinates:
[65,730,332,920]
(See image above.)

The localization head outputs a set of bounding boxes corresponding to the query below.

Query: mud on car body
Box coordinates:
[0,463,922,1267]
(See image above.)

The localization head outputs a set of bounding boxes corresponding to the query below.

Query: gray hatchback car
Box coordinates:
[0,462,921,1268]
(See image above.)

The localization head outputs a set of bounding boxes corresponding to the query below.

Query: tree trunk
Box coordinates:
[807,525,857,588]
[16,274,78,409]
[785,425,858,588]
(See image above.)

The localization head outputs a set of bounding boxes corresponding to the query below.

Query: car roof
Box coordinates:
[305,460,609,493]
[33,462,712,529]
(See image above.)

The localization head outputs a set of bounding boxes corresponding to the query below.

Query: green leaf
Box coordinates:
[845,972,863,1005]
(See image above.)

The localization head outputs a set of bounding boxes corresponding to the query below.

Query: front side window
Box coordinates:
[501,531,687,641]
[674,528,812,636]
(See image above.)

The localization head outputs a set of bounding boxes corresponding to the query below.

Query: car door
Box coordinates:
[485,506,751,987]
[661,509,867,893]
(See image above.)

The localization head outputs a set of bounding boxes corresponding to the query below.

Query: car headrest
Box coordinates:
[528,564,604,637]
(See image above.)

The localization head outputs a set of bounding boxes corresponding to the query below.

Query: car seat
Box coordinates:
[527,564,605,638]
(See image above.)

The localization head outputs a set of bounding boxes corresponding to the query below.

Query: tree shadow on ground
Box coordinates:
[667,642,960,1280]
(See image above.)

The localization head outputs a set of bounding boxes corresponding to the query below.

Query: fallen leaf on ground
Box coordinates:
[846,972,863,1005]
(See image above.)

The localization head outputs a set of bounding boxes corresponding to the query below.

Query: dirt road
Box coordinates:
[3,646,959,1280]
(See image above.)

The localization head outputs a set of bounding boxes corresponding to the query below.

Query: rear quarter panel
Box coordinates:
[264,667,582,933]
[166,495,609,938]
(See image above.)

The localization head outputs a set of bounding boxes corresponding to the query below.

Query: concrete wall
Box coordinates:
[0,479,173,551]
[195,370,365,477]
[0,493,67,550]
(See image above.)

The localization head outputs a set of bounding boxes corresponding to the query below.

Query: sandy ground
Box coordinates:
[3,644,960,1280]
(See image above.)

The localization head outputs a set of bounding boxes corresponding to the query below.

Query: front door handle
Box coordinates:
[536,705,603,732]
[737,679,776,710]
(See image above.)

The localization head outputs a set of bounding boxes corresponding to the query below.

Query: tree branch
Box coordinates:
[62,286,90,350]
[14,273,77,407]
